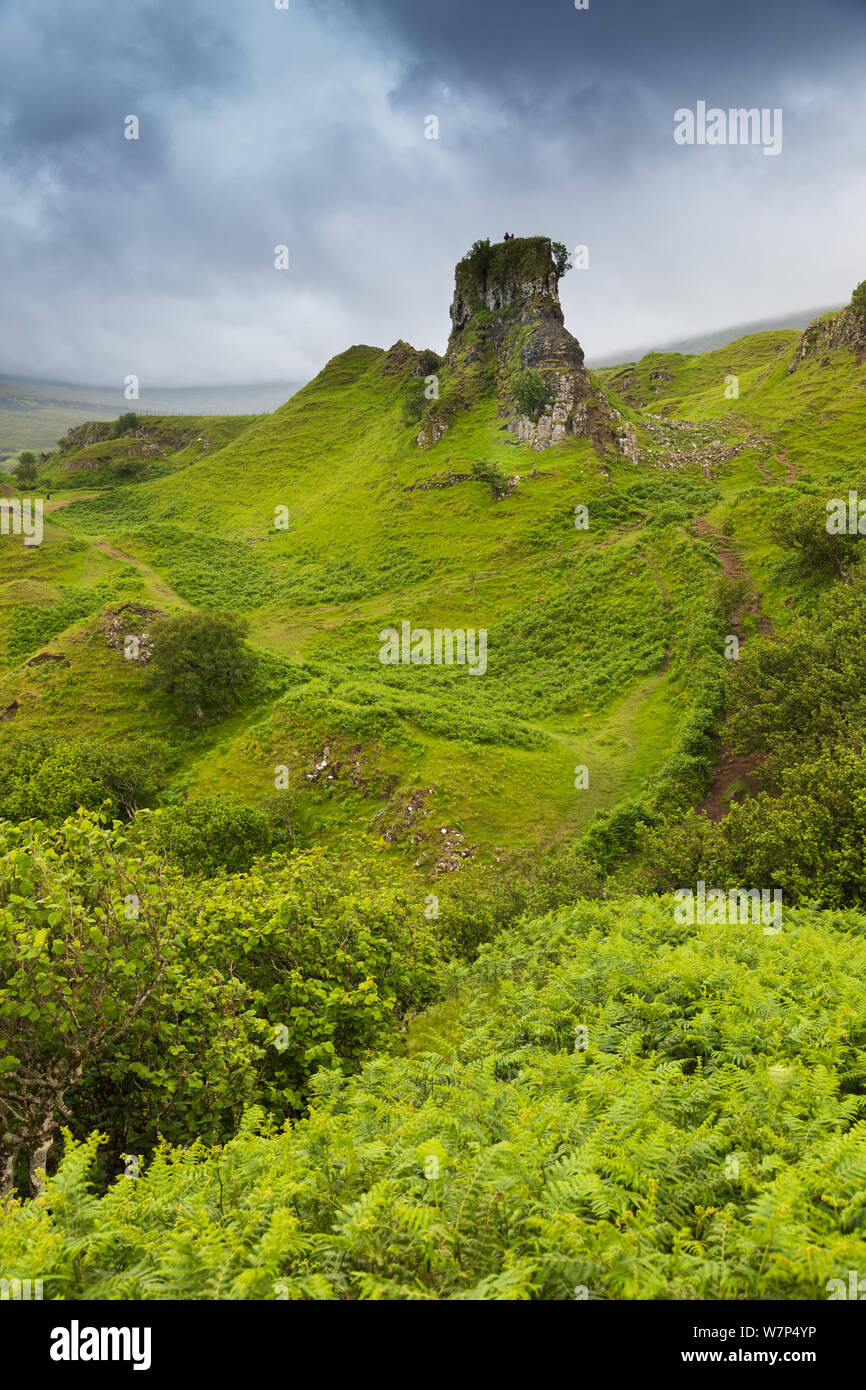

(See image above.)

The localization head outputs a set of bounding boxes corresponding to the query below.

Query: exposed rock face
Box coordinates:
[439,236,618,453]
[382,340,442,379]
[59,422,112,453]
[788,292,866,373]
[447,239,561,337]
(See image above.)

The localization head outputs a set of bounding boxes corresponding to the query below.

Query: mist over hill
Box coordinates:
[0,377,303,458]
[587,305,840,367]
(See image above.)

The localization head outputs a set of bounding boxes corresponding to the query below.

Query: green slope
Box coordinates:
[6,895,866,1300]
[2,265,865,874]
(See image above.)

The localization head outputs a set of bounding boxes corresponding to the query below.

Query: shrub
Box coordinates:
[0,813,262,1196]
[0,735,173,824]
[471,458,509,498]
[512,367,546,416]
[459,237,493,283]
[142,610,258,721]
[110,412,139,438]
[770,493,862,577]
[12,453,38,487]
[551,239,573,280]
[145,796,280,876]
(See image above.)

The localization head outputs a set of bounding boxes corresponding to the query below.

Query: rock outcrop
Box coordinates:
[423,235,619,453]
[788,283,866,373]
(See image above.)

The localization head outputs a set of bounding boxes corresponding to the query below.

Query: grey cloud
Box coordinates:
[0,0,863,387]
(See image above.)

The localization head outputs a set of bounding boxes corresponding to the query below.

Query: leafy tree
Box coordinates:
[142,611,258,721]
[110,412,139,438]
[551,240,573,280]
[0,813,262,1196]
[512,367,546,416]
[13,452,38,487]
[770,493,862,576]
[146,795,280,876]
[851,279,866,318]
[0,735,172,824]
[459,237,493,283]
[636,747,866,909]
[179,844,441,1116]
[471,458,509,498]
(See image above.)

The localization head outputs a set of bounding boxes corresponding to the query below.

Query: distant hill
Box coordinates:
[0,376,304,458]
[587,306,839,367]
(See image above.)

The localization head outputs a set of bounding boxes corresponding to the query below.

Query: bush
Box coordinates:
[145,796,281,876]
[110,412,139,438]
[184,846,442,1117]
[142,610,258,721]
[471,458,508,498]
[0,813,262,1196]
[0,818,445,1195]
[551,239,572,280]
[512,367,546,416]
[12,453,38,487]
[459,237,493,283]
[0,735,173,824]
[770,493,862,577]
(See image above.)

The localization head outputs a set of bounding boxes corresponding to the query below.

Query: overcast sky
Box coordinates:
[1,0,864,387]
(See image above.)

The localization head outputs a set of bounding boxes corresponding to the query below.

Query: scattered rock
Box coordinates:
[104,604,159,664]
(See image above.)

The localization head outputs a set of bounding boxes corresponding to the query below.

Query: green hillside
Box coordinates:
[2,240,866,1299]
[2,257,863,864]
[4,894,866,1301]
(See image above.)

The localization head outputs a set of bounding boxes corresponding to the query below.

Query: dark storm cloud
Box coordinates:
[0,0,864,388]
[369,0,864,92]
[0,0,239,171]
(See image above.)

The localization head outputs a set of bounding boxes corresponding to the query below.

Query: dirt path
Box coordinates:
[695,518,771,639]
[93,539,191,609]
[44,493,98,511]
[731,415,798,484]
[694,518,771,821]
[0,489,97,509]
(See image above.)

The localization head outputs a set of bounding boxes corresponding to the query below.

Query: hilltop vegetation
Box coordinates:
[3,890,866,1299]
[2,243,866,1298]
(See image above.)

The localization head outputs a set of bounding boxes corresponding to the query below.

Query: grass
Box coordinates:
[2,300,863,873]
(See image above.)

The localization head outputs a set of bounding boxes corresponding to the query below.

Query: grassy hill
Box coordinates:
[2,261,863,867]
[2,242,866,1299]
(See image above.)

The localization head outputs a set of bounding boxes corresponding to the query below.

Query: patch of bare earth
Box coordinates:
[694,518,772,821]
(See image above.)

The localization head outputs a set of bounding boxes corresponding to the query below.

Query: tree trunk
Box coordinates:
[0,1141,19,1203]
[28,1133,54,1197]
